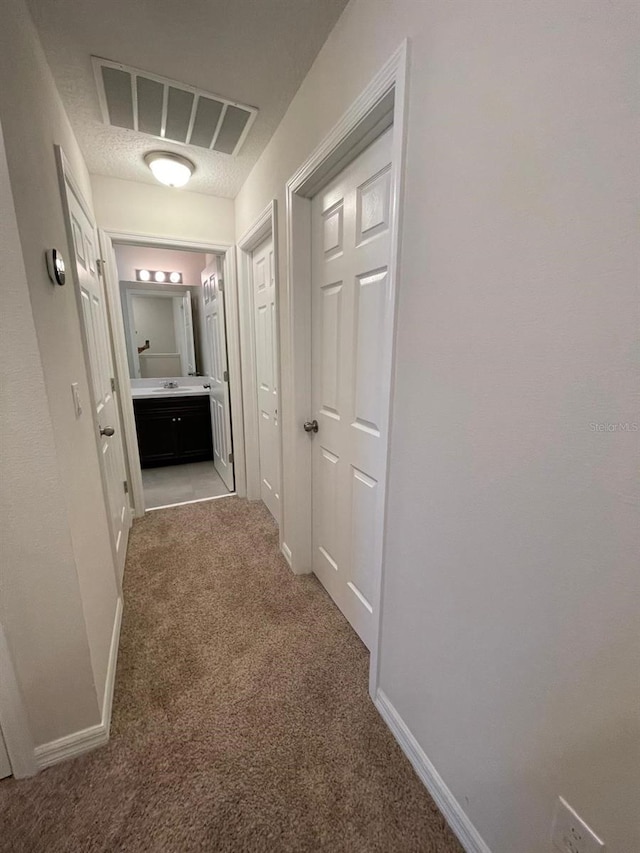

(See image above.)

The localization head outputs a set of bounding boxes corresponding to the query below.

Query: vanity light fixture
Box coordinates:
[144,151,194,188]
[135,269,183,284]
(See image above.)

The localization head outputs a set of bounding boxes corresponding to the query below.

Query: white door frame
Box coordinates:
[284,42,409,696]
[102,231,246,515]
[55,147,129,592]
[236,202,283,524]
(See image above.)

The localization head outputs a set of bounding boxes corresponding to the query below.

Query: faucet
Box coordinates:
[161,380,179,389]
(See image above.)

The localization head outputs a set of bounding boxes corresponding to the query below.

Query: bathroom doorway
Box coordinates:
[108,241,238,511]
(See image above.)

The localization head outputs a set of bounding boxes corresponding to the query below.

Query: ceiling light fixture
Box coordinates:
[144,151,195,188]
[169,272,182,283]
[137,269,151,281]
[154,270,166,283]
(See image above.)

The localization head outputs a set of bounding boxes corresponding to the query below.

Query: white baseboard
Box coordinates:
[35,597,123,770]
[102,596,122,731]
[34,722,108,769]
[375,689,492,853]
[281,541,292,566]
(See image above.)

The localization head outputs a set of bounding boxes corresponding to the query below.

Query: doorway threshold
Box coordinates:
[146,493,236,512]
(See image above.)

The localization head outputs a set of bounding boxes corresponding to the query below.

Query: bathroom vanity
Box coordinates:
[132,388,212,468]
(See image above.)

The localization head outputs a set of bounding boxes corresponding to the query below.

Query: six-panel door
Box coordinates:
[67,184,131,579]
[252,235,280,521]
[310,128,393,650]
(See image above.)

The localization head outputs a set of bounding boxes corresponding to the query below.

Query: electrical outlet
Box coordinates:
[552,797,605,853]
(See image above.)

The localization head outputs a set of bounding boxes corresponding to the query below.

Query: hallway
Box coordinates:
[0,499,462,853]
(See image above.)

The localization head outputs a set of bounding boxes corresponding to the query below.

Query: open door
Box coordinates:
[201,259,234,491]
[60,172,132,582]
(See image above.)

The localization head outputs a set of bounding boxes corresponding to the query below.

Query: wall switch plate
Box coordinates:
[71,382,82,417]
[552,797,605,853]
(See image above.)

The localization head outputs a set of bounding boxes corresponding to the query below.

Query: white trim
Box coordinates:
[98,230,145,517]
[101,596,122,732]
[0,621,37,778]
[34,723,108,770]
[236,201,283,539]
[146,493,235,511]
[375,690,492,853]
[283,40,409,693]
[102,231,248,513]
[35,597,123,770]
[280,542,292,567]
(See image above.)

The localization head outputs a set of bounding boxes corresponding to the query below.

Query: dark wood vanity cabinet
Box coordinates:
[133,395,213,468]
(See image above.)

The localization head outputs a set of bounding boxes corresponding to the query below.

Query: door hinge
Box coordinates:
[228,452,234,464]
[110,377,116,393]
[96,259,104,276]
[223,370,229,382]
[218,278,224,293]
[123,480,129,494]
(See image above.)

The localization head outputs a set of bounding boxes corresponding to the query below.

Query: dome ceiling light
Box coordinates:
[144,151,195,188]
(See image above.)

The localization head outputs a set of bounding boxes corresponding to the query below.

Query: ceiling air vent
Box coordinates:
[92,57,257,157]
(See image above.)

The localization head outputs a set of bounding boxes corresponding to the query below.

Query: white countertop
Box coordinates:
[130,385,210,400]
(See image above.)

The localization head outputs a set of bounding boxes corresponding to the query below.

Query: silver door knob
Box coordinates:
[100,426,115,437]
[303,419,319,433]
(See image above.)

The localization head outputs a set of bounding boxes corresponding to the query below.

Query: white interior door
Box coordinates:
[202,259,234,491]
[252,236,280,521]
[310,128,393,650]
[66,185,131,580]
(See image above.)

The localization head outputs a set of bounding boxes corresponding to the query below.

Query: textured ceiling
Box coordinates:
[26,0,349,198]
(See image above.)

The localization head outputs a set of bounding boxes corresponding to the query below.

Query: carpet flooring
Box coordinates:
[0,498,463,853]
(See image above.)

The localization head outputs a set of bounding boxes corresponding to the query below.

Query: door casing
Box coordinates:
[236,201,283,529]
[284,42,409,697]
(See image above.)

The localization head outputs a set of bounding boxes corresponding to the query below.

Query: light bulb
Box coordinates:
[138,269,150,281]
[169,271,182,283]
[154,270,166,282]
[144,152,194,188]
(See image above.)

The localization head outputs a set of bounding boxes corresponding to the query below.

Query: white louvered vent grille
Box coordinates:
[92,57,257,157]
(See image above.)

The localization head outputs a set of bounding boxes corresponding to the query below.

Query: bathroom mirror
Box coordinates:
[121,282,199,379]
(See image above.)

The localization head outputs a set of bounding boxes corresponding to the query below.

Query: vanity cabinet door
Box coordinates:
[175,404,213,461]
[134,408,178,468]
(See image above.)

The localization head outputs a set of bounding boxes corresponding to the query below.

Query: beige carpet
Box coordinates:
[0,498,463,853]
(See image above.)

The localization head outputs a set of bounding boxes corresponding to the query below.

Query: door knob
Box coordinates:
[303,419,319,433]
[100,425,115,437]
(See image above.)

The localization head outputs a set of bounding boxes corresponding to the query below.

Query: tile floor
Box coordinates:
[142,460,232,509]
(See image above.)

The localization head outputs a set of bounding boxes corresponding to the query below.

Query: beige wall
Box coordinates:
[235,1,639,851]
[0,0,117,742]
[92,175,235,246]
